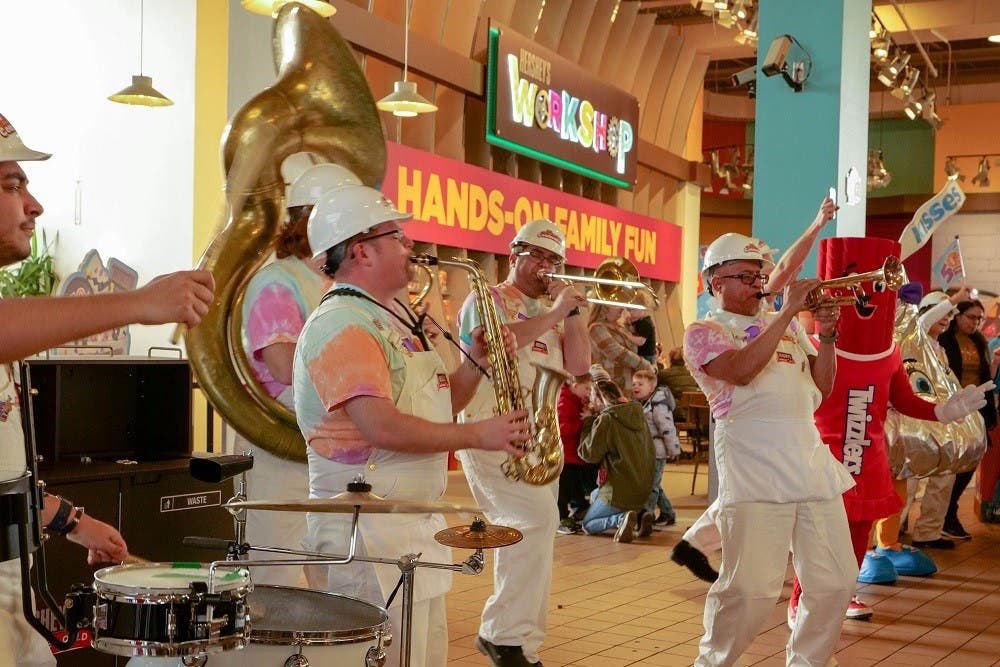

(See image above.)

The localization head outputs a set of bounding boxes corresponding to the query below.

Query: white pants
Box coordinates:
[696,499,857,667]
[684,499,722,553]
[906,474,956,542]
[230,441,311,587]
[457,449,559,664]
[0,559,55,667]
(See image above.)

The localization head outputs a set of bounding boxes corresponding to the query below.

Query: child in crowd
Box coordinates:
[632,369,678,527]
[556,374,598,534]
[577,365,657,543]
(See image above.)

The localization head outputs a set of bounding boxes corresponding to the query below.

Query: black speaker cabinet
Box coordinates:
[23,357,192,464]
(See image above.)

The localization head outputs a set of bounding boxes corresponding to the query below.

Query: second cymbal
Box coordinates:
[225,490,481,515]
[434,518,523,549]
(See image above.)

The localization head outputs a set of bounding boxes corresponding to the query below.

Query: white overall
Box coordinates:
[695,318,856,667]
[457,323,562,664]
[0,362,54,667]
[306,335,452,667]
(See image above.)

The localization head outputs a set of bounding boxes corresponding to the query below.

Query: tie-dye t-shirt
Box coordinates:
[242,257,330,398]
[293,284,427,464]
[683,308,815,420]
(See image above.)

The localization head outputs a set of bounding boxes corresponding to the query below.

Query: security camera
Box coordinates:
[730,65,757,88]
[761,35,793,77]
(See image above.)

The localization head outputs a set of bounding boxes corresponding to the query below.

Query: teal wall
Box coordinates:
[867,119,935,197]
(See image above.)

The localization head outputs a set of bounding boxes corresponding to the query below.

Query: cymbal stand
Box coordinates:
[223,471,249,561]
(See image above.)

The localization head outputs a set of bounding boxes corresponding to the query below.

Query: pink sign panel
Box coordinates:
[382,142,681,282]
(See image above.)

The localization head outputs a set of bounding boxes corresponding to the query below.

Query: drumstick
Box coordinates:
[121,553,151,565]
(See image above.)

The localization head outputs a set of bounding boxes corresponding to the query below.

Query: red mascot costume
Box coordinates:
[789,237,941,622]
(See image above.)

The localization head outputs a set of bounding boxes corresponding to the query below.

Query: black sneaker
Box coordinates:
[941,523,972,540]
[637,511,655,538]
[475,636,541,667]
[911,537,956,550]
[653,514,676,527]
[670,539,719,582]
[556,519,581,535]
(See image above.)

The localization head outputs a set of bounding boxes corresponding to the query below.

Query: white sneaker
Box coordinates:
[614,511,636,543]
[845,596,872,620]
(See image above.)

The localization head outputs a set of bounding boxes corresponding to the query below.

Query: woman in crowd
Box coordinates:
[937,298,998,539]
[588,303,654,393]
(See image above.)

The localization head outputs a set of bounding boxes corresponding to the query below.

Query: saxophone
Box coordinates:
[412,255,566,485]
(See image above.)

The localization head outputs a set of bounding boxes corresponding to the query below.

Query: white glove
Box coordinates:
[934,381,995,424]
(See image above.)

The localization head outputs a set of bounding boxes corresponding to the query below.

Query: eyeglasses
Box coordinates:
[515,248,563,268]
[961,312,985,323]
[716,272,769,286]
[358,228,406,244]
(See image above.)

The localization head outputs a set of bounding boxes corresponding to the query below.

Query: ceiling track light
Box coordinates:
[944,157,965,182]
[972,156,991,187]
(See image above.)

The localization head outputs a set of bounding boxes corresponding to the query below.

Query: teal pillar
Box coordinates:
[752,0,872,277]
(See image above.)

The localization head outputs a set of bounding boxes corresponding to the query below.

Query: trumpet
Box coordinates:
[759,255,905,311]
[542,257,659,310]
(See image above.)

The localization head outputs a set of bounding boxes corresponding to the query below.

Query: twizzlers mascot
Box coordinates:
[787,236,989,623]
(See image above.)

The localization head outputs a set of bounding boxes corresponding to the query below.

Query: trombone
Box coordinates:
[542,257,659,310]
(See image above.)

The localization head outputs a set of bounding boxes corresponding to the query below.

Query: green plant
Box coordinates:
[0,229,58,297]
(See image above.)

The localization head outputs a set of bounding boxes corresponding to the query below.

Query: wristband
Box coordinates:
[817,331,839,344]
[61,506,85,536]
[567,307,581,317]
[44,495,74,535]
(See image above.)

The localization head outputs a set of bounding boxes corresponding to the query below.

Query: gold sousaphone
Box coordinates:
[183,4,386,462]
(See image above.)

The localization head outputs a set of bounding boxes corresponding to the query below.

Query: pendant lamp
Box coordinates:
[377,0,437,117]
[241,0,335,18]
[108,0,173,107]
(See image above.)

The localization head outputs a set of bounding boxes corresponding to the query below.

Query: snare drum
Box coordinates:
[92,562,251,658]
[233,585,390,667]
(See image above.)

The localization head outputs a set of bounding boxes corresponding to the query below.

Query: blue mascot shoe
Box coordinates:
[875,545,937,576]
[858,550,898,584]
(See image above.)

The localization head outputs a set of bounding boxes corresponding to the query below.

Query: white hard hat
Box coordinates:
[0,113,51,162]
[510,219,566,260]
[702,233,773,274]
[308,184,411,259]
[919,291,954,312]
[287,163,362,208]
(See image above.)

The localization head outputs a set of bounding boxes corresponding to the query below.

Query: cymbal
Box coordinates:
[434,518,523,549]
[225,490,481,515]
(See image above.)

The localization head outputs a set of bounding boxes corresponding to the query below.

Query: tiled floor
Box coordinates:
[442,463,1000,666]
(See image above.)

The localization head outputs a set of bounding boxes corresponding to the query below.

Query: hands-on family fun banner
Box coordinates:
[382,142,682,282]
[898,180,967,260]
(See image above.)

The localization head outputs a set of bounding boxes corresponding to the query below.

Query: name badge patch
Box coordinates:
[531,340,549,354]
[437,373,450,389]
[776,351,795,364]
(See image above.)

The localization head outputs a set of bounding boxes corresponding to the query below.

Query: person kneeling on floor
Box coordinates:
[577,365,657,543]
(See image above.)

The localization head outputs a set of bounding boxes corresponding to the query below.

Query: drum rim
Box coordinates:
[94,562,252,599]
[92,633,249,657]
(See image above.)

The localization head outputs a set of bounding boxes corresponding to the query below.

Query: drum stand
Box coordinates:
[217,520,486,667]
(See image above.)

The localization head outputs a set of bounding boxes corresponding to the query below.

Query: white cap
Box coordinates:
[510,219,566,260]
[919,291,955,312]
[0,114,51,162]
[308,184,411,259]
[702,233,773,273]
[287,163,362,208]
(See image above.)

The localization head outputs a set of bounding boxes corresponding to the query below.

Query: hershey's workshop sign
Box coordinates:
[486,21,640,189]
